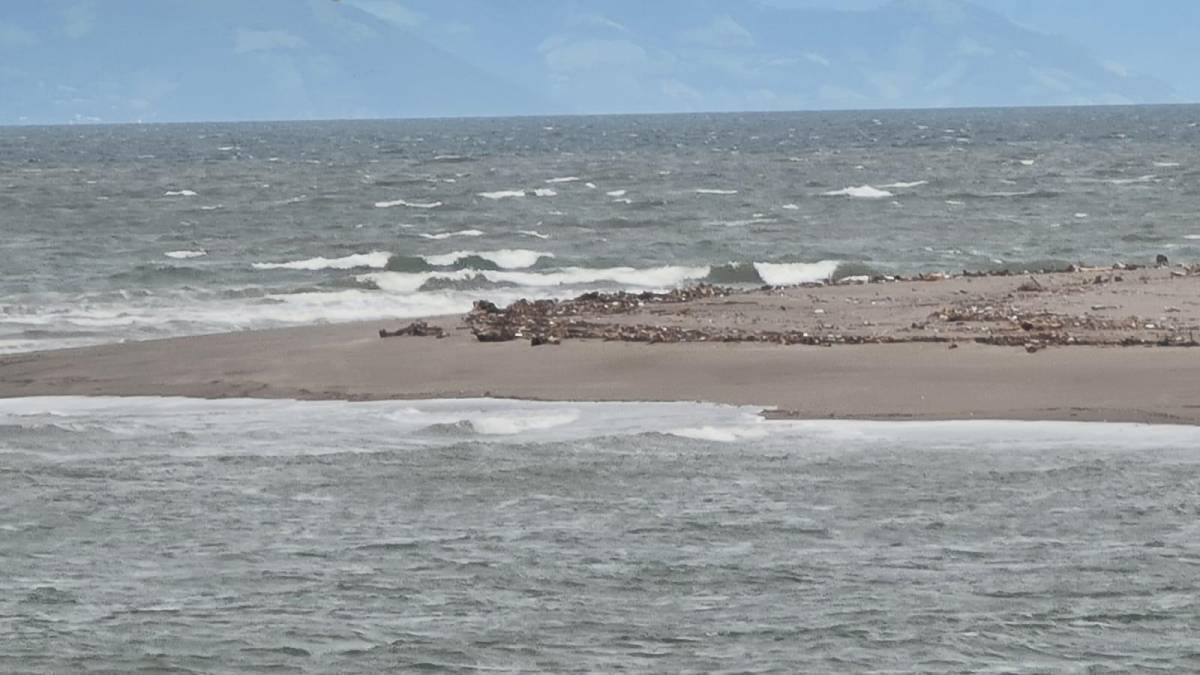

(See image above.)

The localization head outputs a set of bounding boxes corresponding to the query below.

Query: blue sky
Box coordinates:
[0,1,1192,124]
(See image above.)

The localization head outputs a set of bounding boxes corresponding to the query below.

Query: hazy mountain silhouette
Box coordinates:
[0,0,1177,124]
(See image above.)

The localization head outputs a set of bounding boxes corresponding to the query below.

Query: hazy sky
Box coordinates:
[0,0,1193,124]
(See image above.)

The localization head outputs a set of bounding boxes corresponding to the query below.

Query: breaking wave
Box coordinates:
[823,186,893,199]
[252,251,392,271]
[421,249,554,270]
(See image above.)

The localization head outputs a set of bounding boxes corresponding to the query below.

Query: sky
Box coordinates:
[0,0,1193,124]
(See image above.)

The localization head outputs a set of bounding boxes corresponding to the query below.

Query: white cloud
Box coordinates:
[62,2,97,40]
[0,22,38,49]
[345,0,423,28]
[679,16,755,49]
[539,37,648,72]
[234,29,307,54]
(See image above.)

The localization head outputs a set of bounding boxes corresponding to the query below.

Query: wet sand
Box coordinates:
[2,267,1199,424]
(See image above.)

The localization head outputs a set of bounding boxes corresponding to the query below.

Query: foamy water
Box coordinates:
[4,396,1200,672]
[2,107,1198,353]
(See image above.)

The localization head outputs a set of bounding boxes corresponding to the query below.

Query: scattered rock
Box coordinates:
[379,321,446,339]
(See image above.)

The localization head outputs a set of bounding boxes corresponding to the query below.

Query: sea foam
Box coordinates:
[419,229,485,240]
[421,249,554,270]
[823,186,893,199]
[753,261,841,285]
[165,250,207,259]
[374,199,442,209]
[252,251,392,271]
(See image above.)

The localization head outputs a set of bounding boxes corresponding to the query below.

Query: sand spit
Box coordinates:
[2,264,1199,424]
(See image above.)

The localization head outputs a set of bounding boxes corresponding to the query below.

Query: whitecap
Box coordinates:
[253,251,392,271]
[1154,162,1181,168]
[422,249,554,270]
[374,199,442,209]
[163,190,197,197]
[585,182,597,189]
[484,265,710,288]
[606,189,627,197]
[878,180,928,189]
[612,198,633,204]
[1107,174,1156,185]
[822,186,893,199]
[781,204,800,210]
[478,189,556,199]
[478,190,525,200]
[518,230,550,240]
[669,425,770,443]
[165,250,207,260]
[471,411,581,435]
[545,176,581,184]
[419,229,484,240]
[1020,159,1036,166]
[753,261,841,286]
[695,188,738,195]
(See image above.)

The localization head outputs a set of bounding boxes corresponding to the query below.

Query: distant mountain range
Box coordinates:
[0,0,1180,124]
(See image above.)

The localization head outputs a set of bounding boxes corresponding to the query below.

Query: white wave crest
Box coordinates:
[753,261,841,286]
[878,180,928,189]
[478,190,525,200]
[253,251,392,271]
[545,176,581,184]
[478,189,557,199]
[822,186,893,199]
[518,230,550,240]
[165,250,207,259]
[163,190,197,197]
[422,249,555,270]
[362,265,710,293]
[485,265,710,288]
[374,199,442,209]
[1107,174,1156,185]
[668,425,770,443]
[695,188,738,195]
[471,411,581,435]
[606,189,627,197]
[419,229,484,240]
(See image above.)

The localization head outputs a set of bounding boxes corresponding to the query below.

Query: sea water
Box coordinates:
[3,397,1200,672]
[4,107,1200,671]
[2,106,1199,353]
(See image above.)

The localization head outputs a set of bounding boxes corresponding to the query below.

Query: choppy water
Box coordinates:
[3,105,1200,352]
[2,398,1200,673]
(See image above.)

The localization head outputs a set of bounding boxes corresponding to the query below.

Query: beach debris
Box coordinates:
[379,321,446,339]
[1016,277,1045,292]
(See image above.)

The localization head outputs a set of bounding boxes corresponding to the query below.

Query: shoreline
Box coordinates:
[2,266,1198,425]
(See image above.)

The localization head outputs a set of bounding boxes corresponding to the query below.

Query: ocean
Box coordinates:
[2,105,1199,353]
[4,106,1200,672]
[4,397,1200,672]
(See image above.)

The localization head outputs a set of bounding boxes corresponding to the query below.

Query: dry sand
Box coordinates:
[2,267,1199,424]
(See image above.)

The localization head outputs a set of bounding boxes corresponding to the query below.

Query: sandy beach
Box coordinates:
[3,266,1199,424]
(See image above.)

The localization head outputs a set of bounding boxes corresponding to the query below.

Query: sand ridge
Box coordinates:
[2,266,1199,424]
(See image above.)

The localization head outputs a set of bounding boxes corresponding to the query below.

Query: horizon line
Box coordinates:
[4,100,1198,130]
